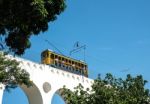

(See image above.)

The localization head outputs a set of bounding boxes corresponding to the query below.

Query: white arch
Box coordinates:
[0,56,93,104]
[21,83,43,104]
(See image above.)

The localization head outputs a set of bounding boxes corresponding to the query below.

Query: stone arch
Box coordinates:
[20,83,43,104]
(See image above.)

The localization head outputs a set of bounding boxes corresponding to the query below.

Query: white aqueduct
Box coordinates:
[0,55,93,104]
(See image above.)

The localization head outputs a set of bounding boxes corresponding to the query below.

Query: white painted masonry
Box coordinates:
[0,55,93,104]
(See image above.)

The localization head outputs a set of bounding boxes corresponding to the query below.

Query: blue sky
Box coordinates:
[3,0,150,104]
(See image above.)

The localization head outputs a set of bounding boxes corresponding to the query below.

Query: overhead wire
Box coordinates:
[45,39,64,55]
[38,37,127,73]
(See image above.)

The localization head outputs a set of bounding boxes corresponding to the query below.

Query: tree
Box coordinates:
[62,84,90,104]
[0,52,32,89]
[0,0,66,55]
[63,73,150,104]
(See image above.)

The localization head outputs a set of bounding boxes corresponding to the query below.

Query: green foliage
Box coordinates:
[0,0,66,55]
[0,53,32,89]
[62,84,90,104]
[63,73,150,104]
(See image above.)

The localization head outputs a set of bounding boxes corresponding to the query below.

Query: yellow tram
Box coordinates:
[41,49,88,77]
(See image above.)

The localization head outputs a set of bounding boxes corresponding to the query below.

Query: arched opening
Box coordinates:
[3,87,29,104]
[2,83,43,104]
[51,93,65,104]
[51,88,73,104]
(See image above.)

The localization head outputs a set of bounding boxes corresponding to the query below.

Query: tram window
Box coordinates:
[81,64,83,68]
[55,55,58,59]
[76,62,78,66]
[58,57,61,60]
[67,60,69,65]
[62,58,64,61]
[69,60,71,64]
[80,64,82,68]
[51,54,54,59]
[85,66,87,69]
[79,63,81,67]
[72,61,74,64]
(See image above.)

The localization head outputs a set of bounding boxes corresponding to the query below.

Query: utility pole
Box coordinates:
[70,41,86,62]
